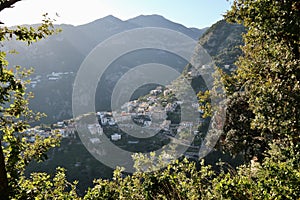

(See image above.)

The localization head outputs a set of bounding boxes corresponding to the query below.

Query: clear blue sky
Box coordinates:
[0,0,232,28]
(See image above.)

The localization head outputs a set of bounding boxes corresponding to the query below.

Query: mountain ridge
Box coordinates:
[5,14,208,124]
[126,14,207,39]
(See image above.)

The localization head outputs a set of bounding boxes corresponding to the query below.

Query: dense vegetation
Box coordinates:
[0,0,299,199]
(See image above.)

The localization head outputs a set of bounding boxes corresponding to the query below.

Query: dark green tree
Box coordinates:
[220,0,300,160]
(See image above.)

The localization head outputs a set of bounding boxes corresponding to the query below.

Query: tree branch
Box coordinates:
[0,0,22,12]
[0,139,9,200]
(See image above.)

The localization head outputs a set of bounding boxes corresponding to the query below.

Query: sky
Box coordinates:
[0,0,232,28]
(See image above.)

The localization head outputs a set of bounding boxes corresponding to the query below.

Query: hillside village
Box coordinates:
[21,85,205,160]
[29,71,74,88]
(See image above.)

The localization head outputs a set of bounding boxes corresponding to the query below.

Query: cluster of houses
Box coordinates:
[29,71,74,88]
[104,85,204,135]
[119,86,171,119]
[53,120,77,139]
[96,112,122,142]
[95,102,199,143]
[23,128,52,143]
[46,71,73,81]
[22,119,77,143]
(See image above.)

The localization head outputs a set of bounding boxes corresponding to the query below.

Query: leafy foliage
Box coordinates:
[84,159,215,200]
[16,167,80,200]
[84,148,300,199]
[217,0,300,160]
[0,1,77,199]
[211,143,300,200]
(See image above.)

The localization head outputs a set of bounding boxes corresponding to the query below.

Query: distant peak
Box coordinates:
[129,14,166,20]
[139,14,164,18]
[101,15,121,21]
[83,15,122,26]
[103,15,117,19]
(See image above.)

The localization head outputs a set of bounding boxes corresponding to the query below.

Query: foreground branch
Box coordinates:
[0,0,22,12]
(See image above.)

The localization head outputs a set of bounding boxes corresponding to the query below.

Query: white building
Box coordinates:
[57,121,64,127]
[111,133,122,141]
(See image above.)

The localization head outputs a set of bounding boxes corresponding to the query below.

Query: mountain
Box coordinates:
[130,19,245,107]
[127,14,207,40]
[182,19,245,86]
[196,20,245,72]
[4,15,207,124]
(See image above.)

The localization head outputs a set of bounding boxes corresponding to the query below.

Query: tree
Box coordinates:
[219,0,300,160]
[210,143,300,200]
[0,0,21,14]
[0,1,79,199]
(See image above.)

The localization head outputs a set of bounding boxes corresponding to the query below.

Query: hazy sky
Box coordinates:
[0,0,232,28]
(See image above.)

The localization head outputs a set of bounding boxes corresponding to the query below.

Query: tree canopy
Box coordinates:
[219,0,300,161]
[0,1,79,199]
